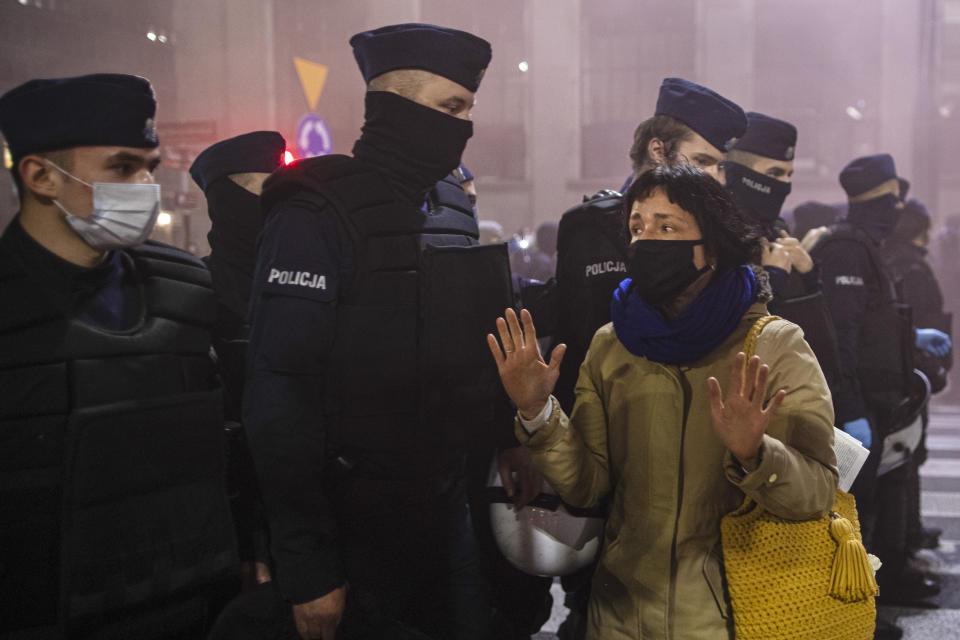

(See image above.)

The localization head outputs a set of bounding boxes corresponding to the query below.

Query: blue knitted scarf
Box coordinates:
[610,266,757,365]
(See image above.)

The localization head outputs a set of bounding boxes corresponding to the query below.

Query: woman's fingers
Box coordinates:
[706,376,724,411]
[495,315,513,355]
[505,308,524,352]
[741,355,760,400]
[486,333,505,367]
[548,343,567,372]
[752,363,770,406]
[728,353,746,397]
[764,389,787,416]
[520,308,537,347]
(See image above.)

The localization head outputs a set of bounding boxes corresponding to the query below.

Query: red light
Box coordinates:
[283,150,295,165]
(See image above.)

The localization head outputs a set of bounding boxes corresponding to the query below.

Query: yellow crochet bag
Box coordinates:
[720,315,877,640]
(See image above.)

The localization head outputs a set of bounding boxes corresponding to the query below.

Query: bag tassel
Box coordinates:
[828,513,879,603]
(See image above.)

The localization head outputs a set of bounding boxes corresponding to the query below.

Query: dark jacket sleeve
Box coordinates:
[814,238,872,424]
[243,200,349,604]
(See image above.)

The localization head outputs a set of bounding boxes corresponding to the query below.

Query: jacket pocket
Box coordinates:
[703,543,731,620]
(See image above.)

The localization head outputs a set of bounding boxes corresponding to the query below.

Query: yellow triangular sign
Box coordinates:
[294,57,328,111]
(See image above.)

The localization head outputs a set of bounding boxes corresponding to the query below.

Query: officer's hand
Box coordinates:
[778,231,814,274]
[498,446,542,510]
[760,238,793,272]
[800,226,829,253]
[487,308,566,419]
[842,418,872,449]
[707,353,786,471]
[916,328,952,357]
[292,586,346,640]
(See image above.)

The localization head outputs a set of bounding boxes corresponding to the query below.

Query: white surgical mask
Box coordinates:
[48,161,161,251]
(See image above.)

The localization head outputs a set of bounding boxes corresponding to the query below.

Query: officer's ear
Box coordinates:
[647,138,666,165]
[18,155,63,202]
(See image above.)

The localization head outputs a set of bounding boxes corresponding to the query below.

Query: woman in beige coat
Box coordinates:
[488,166,838,639]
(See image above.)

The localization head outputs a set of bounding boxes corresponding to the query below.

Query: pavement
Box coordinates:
[531,400,960,639]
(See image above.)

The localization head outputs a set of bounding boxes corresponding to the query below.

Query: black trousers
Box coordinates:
[211,469,489,640]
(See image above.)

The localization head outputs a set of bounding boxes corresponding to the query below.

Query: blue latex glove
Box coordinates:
[916,328,951,357]
[842,418,872,449]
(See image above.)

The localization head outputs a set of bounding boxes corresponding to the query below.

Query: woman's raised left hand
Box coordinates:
[706,352,786,471]
[487,308,566,419]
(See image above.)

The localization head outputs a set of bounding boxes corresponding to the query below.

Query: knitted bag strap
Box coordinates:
[742,314,781,359]
[740,313,878,603]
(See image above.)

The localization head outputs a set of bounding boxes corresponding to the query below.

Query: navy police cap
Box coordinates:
[190,131,286,192]
[839,153,897,198]
[733,112,797,161]
[0,73,158,160]
[654,78,747,152]
[350,23,492,92]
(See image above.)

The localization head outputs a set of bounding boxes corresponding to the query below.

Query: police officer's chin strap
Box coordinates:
[353,91,473,204]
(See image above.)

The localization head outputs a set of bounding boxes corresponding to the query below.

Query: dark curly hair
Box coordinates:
[623,164,763,271]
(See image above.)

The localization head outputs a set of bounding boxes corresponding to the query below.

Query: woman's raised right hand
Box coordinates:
[487,308,566,419]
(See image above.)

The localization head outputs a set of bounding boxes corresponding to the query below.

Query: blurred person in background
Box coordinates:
[811,155,950,612]
[884,199,951,559]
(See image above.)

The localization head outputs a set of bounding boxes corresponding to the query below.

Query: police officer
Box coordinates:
[811,154,950,551]
[882,198,951,584]
[0,74,236,637]
[725,112,842,387]
[243,24,515,640]
[190,131,287,590]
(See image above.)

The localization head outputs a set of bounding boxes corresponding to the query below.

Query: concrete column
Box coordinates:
[172,0,277,136]
[879,0,922,186]
[363,0,420,27]
[529,0,581,227]
[694,0,756,109]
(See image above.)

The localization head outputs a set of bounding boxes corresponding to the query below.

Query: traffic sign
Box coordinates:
[297,113,333,158]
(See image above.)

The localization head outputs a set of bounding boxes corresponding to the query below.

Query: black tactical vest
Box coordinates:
[267,155,514,475]
[553,191,629,413]
[0,241,236,631]
[813,223,914,428]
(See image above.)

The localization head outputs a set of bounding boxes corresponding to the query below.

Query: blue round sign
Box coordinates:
[297,113,333,158]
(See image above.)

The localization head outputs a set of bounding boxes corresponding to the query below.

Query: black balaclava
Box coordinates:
[204,178,264,319]
[724,162,792,232]
[847,194,901,244]
[353,91,473,204]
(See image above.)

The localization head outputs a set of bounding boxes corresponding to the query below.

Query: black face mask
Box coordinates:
[628,239,711,307]
[204,178,266,316]
[353,91,473,203]
[205,178,264,267]
[847,193,901,243]
[724,162,792,226]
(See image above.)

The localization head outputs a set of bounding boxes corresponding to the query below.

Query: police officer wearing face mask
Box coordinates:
[190,131,288,591]
[0,74,237,637]
[725,113,842,389]
[811,154,950,550]
[241,24,515,640]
